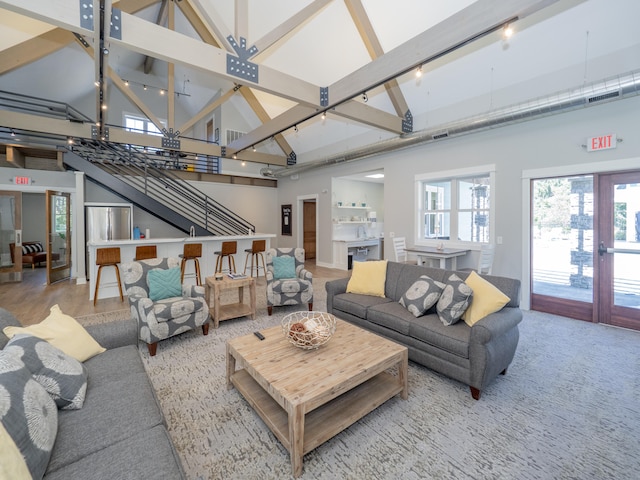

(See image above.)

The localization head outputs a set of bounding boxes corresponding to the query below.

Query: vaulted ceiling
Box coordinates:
[1,0,639,173]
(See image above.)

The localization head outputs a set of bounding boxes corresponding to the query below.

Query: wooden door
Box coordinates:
[303,201,316,260]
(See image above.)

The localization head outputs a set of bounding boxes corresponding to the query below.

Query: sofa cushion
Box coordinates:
[399,275,444,317]
[4,334,88,410]
[436,273,473,326]
[3,305,106,362]
[367,302,414,336]
[332,293,393,319]
[47,372,164,474]
[0,351,58,480]
[83,345,146,388]
[43,425,184,480]
[462,271,511,326]
[271,278,311,294]
[347,260,387,297]
[148,267,182,301]
[408,314,471,358]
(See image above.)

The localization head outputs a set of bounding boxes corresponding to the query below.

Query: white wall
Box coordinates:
[275,94,640,277]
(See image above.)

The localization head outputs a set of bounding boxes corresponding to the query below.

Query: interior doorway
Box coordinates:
[530,170,640,329]
[303,200,316,260]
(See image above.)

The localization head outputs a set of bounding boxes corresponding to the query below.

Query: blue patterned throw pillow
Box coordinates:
[0,351,58,480]
[272,256,296,280]
[399,275,444,317]
[5,334,88,410]
[148,267,182,301]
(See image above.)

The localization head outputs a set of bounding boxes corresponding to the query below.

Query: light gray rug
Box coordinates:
[81,282,640,479]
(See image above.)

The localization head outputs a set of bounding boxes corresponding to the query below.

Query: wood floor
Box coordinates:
[0,262,347,326]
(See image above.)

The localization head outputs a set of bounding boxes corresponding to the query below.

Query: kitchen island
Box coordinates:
[87,234,275,301]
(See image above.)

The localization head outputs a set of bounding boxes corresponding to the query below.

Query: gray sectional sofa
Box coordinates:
[325,262,522,399]
[0,308,185,479]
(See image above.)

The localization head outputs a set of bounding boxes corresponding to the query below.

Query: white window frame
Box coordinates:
[123,112,165,137]
[414,164,496,248]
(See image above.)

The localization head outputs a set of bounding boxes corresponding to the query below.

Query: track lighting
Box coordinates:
[241,161,246,166]
[143,85,147,91]
[321,111,326,120]
[252,145,256,152]
[503,24,514,38]
[416,66,423,78]
[160,89,165,95]
[294,125,298,132]
[10,129,16,137]
[232,153,237,159]
[124,80,129,86]
[67,137,74,144]
[362,92,368,103]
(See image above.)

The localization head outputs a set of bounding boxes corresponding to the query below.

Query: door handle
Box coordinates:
[598,242,608,256]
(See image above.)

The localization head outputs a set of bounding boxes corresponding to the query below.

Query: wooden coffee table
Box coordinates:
[205,276,256,328]
[226,318,408,477]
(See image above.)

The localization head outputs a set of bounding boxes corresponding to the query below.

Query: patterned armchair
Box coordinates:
[266,247,313,315]
[121,257,210,356]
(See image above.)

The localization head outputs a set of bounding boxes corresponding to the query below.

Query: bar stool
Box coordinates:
[180,243,202,285]
[134,245,157,261]
[243,239,266,278]
[214,241,237,274]
[94,247,124,306]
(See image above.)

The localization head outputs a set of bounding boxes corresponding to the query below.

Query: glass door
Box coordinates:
[46,190,71,284]
[597,172,640,329]
[0,191,22,283]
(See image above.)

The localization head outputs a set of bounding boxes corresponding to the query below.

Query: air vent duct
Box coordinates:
[269,69,640,178]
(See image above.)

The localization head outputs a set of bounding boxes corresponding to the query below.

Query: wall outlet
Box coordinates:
[497,236,503,244]
[389,232,395,237]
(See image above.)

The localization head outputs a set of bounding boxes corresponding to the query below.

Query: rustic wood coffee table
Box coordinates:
[226,318,408,477]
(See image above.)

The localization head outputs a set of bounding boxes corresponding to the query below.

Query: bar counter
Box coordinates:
[87,234,275,301]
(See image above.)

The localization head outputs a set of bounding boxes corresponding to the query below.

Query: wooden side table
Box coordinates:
[205,276,256,328]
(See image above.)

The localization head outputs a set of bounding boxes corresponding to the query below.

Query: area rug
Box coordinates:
[80,283,640,479]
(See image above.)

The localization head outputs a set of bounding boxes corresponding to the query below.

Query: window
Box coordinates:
[416,166,494,244]
[53,195,68,234]
[124,114,164,136]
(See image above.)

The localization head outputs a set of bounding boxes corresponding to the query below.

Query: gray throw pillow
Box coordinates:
[399,275,444,317]
[0,351,58,480]
[5,334,88,410]
[436,273,473,325]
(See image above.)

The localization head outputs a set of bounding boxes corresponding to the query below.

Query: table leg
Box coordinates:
[226,344,236,390]
[238,285,244,304]
[213,284,220,328]
[249,280,256,320]
[289,404,305,477]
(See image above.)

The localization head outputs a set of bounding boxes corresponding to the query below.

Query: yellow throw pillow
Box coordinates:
[0,422,31,480]
[3,305,106,362]
[346,260,388,297]
[462,271,510,326]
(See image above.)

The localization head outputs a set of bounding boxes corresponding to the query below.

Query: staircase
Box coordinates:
[64,140,255,236]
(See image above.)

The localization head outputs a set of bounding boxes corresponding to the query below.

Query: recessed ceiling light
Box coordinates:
[366,173,384,179]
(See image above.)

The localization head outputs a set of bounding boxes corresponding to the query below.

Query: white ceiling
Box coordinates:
[1,0,639,164]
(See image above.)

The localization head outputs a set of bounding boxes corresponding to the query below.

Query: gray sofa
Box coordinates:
[0,308,185,479]
[325,262,522,400]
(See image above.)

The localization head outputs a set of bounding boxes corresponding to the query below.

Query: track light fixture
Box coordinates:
[503,24,514,38]
[321,111,326,120]
[143,85,147,90]
[294,125,298,132]
[10,129,16,137]
[232,153,237,159]
[362,92,368,103]
[252,145,256,152]
[416,66,423,78]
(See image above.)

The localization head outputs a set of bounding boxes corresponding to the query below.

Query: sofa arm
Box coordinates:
[469,307,523,345]
[325,277,350,313]
[85,317,138,350]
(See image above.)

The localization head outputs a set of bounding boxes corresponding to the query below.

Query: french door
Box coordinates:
[0,191,22,283]
[46,190,71,284]
[531,170,640,329]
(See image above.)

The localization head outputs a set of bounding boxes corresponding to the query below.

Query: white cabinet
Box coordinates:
[332,239,381,270]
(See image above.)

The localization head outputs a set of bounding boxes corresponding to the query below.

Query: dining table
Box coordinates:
[404,245,470,270]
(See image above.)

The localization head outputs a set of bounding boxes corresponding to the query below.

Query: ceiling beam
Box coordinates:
[0,0,158,75]
[186,0,234,52]
[143,0,168,74]
[234,0,248,41]
[344,0,409,117]
[177,87,236,135]
[175,0,220,47]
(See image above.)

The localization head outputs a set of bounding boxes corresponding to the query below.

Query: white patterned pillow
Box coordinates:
[436,273,473,326]
[22,243,43,255]
[399,275,444,317]
[0,351,58,480]
[5,334,88,410]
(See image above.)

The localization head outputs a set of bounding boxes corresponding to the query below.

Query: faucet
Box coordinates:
[189,225,196,237]
[357,225,366,239]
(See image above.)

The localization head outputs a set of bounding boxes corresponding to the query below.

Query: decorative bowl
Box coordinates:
[281,311,337,349]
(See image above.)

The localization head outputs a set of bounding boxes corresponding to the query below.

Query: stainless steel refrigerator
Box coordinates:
[85,203,132,278]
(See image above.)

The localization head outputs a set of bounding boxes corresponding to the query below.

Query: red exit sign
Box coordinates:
[587,133,617,152]
[14,176,32,185]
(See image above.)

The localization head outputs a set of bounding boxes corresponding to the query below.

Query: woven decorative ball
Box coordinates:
[281,311,337,349]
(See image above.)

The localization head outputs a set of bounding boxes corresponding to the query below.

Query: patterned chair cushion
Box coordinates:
[271,279,312,294]
[153,297,206,323]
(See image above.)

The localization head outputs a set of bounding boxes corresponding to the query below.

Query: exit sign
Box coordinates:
[587,133,617,152]
[14,176,32,185]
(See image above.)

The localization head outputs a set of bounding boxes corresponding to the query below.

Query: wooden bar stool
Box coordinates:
[214,241,237,274]
[94,247,124,306]
[180,243,202,285]
[243,239,266,278]
[134,245,157,261]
